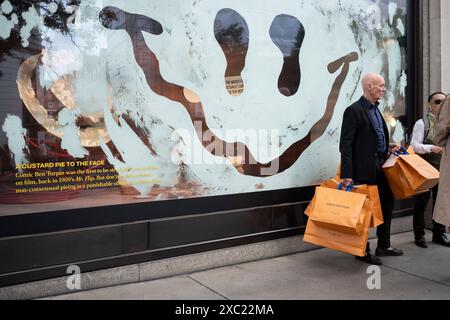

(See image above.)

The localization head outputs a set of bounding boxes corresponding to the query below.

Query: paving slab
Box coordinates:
[190,248,450,300]
[369,231,450,286]
[43,275,225,300]
[42,232,450,300]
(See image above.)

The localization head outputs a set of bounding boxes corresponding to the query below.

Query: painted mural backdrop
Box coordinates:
[0,0,407,212]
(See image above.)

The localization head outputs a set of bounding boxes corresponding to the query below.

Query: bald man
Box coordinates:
[339,73,403,265]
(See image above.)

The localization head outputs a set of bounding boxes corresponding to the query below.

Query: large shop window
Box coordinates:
[0,0,408,216]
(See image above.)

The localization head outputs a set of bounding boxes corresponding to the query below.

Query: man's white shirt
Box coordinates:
[410,119,434,154]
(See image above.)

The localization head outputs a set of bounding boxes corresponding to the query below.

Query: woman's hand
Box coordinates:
[432,146,444,154]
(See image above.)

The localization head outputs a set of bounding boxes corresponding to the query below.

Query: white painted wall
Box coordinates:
[428,0,450,94]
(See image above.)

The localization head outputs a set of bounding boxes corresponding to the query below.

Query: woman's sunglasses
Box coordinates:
[432,99,443,105]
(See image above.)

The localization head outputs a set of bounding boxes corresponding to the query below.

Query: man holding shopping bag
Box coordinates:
[410,92,450,248]
[339,73,403,265]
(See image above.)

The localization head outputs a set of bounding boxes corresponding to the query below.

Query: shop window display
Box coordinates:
[0,0,408,215]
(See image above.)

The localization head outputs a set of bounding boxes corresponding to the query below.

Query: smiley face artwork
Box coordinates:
[0,0,408,199]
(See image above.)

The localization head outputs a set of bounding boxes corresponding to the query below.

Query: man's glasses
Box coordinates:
[432,100,443,105]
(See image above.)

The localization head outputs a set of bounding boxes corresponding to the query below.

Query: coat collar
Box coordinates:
[358,96,380,134]
[359,96,380,109]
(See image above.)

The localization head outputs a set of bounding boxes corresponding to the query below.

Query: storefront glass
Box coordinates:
[0,0,408,215]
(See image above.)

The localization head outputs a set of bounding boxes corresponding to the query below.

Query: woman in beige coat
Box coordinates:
[434,95,450,228]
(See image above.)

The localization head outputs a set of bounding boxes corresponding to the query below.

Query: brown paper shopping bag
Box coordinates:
[383,161,415,199]
[321,179,382,228]
[304,178,343,217]
[354,185,383,228]
[308,187,368,235]
[396,155,439,191]
[305,179,383,228]
[304,180,338,217]
[383,152,434,200]
[304,198,372,257]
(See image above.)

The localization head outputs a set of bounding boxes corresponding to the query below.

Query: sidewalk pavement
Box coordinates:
[43,231,450,300]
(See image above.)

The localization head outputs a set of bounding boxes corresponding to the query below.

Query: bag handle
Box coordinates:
[337,182,355,192]
[331,178,363,192]
[392,146,409,157]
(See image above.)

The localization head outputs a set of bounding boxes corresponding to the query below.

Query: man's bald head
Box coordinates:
[362,73,384,90]
[361,73,386,104]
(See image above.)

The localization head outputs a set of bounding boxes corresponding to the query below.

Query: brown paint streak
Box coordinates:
[121,112,158,157]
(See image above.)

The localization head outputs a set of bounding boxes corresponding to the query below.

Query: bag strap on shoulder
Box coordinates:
[423,114,431,141]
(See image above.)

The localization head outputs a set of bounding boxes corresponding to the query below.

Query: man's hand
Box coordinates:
[431,146,444,154]
[342,178,353,187]
[388,143,401,154]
